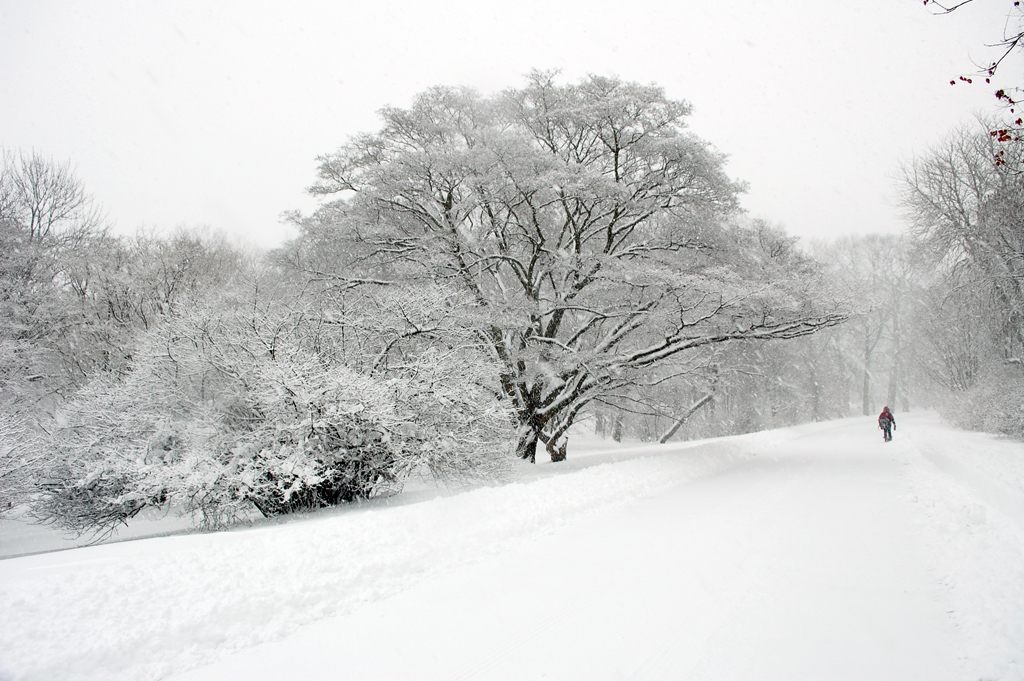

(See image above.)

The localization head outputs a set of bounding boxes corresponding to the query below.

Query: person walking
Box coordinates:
[878,406,895,442]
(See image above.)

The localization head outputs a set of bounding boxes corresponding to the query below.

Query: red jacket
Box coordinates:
[878,408,895,427]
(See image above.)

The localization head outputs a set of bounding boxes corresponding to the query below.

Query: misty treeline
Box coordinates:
[605,116,1023,443]
[1,74,1019,536]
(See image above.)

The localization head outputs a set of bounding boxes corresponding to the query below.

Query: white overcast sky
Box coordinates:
[1,0,1019,248]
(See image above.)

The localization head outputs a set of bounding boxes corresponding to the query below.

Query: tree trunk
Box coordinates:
[516,427,540,464]
[861,330,872,415]
[660,393,714,444]
[810,356,822,422]
[517,424,569,463]
[886,352,899,410]
[547,439,567,463]
[886,311,901,410]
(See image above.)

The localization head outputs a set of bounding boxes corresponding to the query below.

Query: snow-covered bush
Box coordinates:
[32,297,515,536]
[935,362,1024,440]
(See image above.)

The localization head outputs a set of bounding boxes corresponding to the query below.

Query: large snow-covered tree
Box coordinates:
[900,119,1024,437]
[297,73,846,462]
[901,119,1024,360]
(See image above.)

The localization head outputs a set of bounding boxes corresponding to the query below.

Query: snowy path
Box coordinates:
[2,413,1023,680]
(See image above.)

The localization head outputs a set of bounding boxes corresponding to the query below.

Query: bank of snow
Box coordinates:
[0,430,757,680]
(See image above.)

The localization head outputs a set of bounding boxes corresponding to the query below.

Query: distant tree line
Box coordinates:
[603,116,1023,444]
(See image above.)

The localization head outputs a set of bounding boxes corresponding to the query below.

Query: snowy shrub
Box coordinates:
[32,300,515,536]
[936,362,1024,440]
[0,411,47,515]
[31,375,187,535]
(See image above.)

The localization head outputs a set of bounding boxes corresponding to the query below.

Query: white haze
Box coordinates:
[0,0,1020,248]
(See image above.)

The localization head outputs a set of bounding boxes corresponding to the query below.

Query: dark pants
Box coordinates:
[880,419,892,442]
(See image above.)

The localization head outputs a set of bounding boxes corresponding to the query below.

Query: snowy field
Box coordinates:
[2,411,1023,680]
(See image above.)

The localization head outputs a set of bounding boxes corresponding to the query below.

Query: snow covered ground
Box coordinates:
[2,411,1023,680]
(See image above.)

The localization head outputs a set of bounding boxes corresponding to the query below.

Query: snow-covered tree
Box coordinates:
[902,119,1024,358]
[901,118,1024,436]
[823,236,895,415]
[816,234,925,415]
[0,410,45,514]
[0,150,103,411]
[912,268,990,393]
[300,73,846,462]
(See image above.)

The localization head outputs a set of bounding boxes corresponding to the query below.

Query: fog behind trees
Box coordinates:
[1,73,1021,537]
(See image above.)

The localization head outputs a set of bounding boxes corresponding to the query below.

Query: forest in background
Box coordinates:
[1,72,1021,538]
